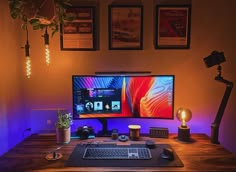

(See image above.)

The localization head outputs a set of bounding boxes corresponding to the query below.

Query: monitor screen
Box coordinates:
[72,75,174,119]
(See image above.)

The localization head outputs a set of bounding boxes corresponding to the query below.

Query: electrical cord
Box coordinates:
[22,128,31,138]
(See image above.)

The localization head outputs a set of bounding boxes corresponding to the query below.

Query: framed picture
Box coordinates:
[60,6,96,50]
[109,5,143,50]
[155,5,191,49]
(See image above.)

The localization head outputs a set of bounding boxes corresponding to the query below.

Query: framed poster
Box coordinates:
[60,6,96,50]
[155,5,191,49]
[109,5,143,50]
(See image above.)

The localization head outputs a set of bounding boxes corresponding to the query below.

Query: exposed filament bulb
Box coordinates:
[45,44,50,65]
[26,56,31,78]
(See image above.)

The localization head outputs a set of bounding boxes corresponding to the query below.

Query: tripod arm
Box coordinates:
[211,76,233,144]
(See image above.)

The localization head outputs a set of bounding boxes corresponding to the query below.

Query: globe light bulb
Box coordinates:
[176,108,192,128]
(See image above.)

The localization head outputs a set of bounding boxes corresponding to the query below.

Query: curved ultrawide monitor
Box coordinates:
[72,75,174,119]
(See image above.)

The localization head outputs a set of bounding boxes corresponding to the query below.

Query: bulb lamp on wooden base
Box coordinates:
[176,107,192,142]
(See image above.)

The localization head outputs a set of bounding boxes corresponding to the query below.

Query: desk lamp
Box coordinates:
[203,51,234,144]
[176,107,192,142]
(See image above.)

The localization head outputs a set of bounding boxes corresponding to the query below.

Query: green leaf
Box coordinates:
[10,12,18,19]
[29,18,40,25]
[9,0,74,37]
[32,25,40,30]
[8,0,24,19]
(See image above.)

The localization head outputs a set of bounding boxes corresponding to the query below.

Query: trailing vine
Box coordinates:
[8,0,75,36]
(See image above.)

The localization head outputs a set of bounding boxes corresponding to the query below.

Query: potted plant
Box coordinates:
[55,110,73,144]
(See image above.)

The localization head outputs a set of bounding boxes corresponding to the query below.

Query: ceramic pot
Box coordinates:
[56,127,71,144]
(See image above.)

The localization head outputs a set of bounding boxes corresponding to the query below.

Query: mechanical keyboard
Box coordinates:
[83,147,152,160]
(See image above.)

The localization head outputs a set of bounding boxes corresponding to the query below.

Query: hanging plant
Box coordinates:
[8,0,76,36]
[8,0,77,79]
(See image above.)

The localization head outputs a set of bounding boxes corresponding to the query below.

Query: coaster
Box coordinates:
[45,152,63,161]
[118,135,129,142]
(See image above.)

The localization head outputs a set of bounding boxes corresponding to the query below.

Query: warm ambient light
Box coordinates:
[128,125,141,129]
[176,107,192,142]
[176,108,192,128]
[44,28,50,65]
[25,40,31,78]
[25,56,31,78]
[45,44,50,65]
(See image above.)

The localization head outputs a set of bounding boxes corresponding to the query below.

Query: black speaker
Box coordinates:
[149,127,169,138]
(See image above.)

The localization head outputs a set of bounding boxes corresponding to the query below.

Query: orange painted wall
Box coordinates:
[0,0,28,155]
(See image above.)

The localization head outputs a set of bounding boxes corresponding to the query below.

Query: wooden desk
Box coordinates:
[0,134,236,171]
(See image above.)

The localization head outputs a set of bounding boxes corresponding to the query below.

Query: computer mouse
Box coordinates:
[160,147,174,161]
[118,135,128,142]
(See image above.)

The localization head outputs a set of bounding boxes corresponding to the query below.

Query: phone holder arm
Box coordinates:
[211,76,233,144]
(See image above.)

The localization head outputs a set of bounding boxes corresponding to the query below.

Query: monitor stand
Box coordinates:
[96,118,112,137]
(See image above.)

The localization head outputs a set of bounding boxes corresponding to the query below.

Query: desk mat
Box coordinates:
[65,143,184,167]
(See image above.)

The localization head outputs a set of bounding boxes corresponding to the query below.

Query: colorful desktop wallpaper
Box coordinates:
[72,75,174,119]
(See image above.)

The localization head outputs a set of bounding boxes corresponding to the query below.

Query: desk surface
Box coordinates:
[1,133,236,171]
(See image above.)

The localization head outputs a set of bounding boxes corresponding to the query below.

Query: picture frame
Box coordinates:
[108,5,143,50]
[155,5,191,49]
[60,6,96,51]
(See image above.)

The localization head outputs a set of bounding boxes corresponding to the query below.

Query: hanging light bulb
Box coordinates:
[25,26,31,78]
[44,28,50,65]
[25,40,31,78]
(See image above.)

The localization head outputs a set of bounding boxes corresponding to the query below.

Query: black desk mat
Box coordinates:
[65,143,184,167]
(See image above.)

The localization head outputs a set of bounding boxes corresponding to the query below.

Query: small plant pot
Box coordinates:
[56,127,71,144]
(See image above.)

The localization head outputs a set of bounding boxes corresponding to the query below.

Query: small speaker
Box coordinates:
[149,127,169,138]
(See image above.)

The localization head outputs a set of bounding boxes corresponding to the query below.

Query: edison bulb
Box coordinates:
[26,56,31,78]
[176,107,192,128]
[45,44,50,65]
